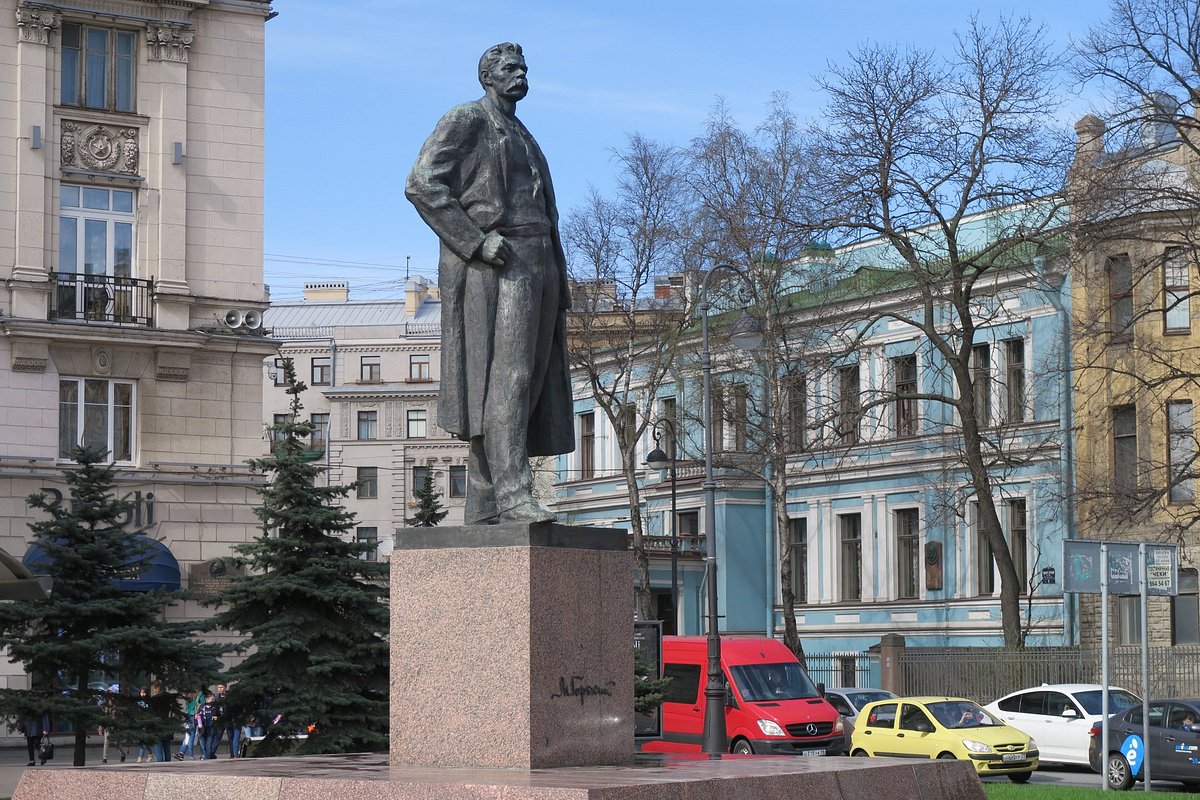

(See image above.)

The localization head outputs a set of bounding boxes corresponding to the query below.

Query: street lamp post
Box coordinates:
[645,419,678,630]
[697,263,763,756]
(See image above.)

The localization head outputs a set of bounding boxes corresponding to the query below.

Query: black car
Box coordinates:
[1087,698,1200,791]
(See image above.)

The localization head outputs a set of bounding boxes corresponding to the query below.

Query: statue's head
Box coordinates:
[478,42,527,103]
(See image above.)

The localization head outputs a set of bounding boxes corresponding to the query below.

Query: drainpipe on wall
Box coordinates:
[1036,255,1077,645]
[328,336,337,487]
[764,460,775,637]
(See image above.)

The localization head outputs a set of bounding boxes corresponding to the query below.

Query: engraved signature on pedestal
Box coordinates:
[550,675,616,705]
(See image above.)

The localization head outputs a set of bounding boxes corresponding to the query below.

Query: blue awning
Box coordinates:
[22,536,181,592]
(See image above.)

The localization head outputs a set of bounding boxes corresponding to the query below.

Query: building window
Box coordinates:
[975,505,996,595]
[59,186,135,301]
[578,412,595,480]
[731,383,748,450]
[1173,569,1199,645]
[839,513,862,602]
[785,374,806,452]
[893,355,917,437]
[409,354,430,381]
[837,364,861,445]
[407,408,427,439]
[1164,248,1190,333]
[1008,499,1027,579]
[310,412,328,452]
[357,410,377,440]
[1005,339,1026,423]
[711,384,725,454]
[356,467,378,499]
[1113,405,1137,499]
[449,465,467,498]
[270,413,289,450]
[61,23,136,112]
[678,510,700,549]
[1168,400,1195,503]
[1118,595,1142,646]
[311,357,331,386]
[356,527,378,562]
[972,344,992,426]
[896,509,920,599]
[272,358,287,387]
[360,355,381,383]
[788,518,807,604]
[660,397,677,458]
[1109,254,1134,337]
[412,466,429,497]
[58,378,134,462]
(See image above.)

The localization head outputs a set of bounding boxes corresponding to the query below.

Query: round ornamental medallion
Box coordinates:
[94,348,112,375]
[80,128,121,172]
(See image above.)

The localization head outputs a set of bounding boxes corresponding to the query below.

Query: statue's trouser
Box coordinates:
[464,234,559,523]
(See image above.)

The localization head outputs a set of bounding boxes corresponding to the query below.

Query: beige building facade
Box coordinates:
[0,0,277,686]
[264,279,469,560]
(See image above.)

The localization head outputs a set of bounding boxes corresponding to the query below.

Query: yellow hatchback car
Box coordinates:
[850,696,1039,783]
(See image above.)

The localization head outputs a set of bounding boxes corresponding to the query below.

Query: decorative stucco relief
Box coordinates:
[14,4,59,45]
[146,22,193,62]
[61,121,139,175]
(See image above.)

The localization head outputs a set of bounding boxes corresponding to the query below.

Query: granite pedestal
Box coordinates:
[389,522,633,769]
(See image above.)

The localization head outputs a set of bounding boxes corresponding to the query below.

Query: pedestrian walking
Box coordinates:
[135,686,154,763]
[198,691,220,759]
[99,684,127,764]
[18,712,49,767]
[176,688,203,760]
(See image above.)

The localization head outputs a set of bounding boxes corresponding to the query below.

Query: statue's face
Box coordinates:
[484,52,528,102]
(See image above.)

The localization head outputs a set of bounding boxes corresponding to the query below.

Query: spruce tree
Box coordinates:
[207,358,388,755]
[404,470,447,527]
[0,447,221,765]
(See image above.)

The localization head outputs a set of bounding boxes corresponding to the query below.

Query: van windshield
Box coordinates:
[730,662,820,702]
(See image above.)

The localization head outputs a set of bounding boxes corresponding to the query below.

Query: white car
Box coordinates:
[823,687,898,727]
[984,683,1140,765]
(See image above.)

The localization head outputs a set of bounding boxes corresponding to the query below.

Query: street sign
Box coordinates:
[1062,540,1178,596]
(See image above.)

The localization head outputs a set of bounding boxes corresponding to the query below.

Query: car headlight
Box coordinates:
[833,716,845,733]
[1027,738,1037,752]
[757,719,785,737]
[961,739,993,754]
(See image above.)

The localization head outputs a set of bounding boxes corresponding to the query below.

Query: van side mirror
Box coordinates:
[725,685,737,708]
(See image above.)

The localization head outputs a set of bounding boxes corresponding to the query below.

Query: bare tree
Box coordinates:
[684,95,842,662]
[563,134,692,621]
[810,15,1072,647]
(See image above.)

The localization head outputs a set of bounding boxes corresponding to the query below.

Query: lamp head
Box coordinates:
[646,447,671,471]
[730,311,764,352]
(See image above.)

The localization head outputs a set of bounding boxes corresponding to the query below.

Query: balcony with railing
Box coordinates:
[49,273,154,326]
[636,533,706,558]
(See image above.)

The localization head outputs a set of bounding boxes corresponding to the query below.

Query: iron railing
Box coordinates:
[804,651,876,688]
[49,272,153,326]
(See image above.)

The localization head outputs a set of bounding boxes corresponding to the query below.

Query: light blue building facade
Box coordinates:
[551,230,1074,658]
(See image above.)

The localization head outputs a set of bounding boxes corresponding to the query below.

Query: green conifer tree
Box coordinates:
[207,358,388,755]
[0,447,221,765]
[404,470,448,527]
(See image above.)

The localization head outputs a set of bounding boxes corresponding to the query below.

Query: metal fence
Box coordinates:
[900,645,1200,703]
[804,651,875,689]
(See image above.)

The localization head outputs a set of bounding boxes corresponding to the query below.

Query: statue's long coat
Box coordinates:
[405,98,574,456]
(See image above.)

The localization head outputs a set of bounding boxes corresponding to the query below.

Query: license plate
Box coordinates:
[1001,753,1025,762]
[802,749,826,757]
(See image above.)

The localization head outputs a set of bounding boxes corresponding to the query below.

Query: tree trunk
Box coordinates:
[624,454,654,621]
[73,670,88,765]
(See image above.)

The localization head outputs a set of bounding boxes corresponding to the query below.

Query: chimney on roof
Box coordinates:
[1074,115,1106,165]
[405,275,434,316]
[303,281,349,302]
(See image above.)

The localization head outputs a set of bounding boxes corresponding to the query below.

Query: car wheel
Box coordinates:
[852,749,870,758]
[1008,772,1032,784]
[1106,752,1134,791]
[937,753,956,760]
[731,739,753,755]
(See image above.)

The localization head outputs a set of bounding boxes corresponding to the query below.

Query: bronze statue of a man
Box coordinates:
[406,43,574,525]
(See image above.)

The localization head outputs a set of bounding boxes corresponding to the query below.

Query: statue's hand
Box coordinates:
[479,231,513,268]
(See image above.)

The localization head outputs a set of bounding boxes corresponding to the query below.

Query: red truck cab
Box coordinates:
[641,635,845,756]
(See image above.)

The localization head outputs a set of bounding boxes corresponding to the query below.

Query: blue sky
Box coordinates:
[263,0,1110,302]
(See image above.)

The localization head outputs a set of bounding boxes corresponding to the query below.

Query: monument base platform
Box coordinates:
[11,752,986,800]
